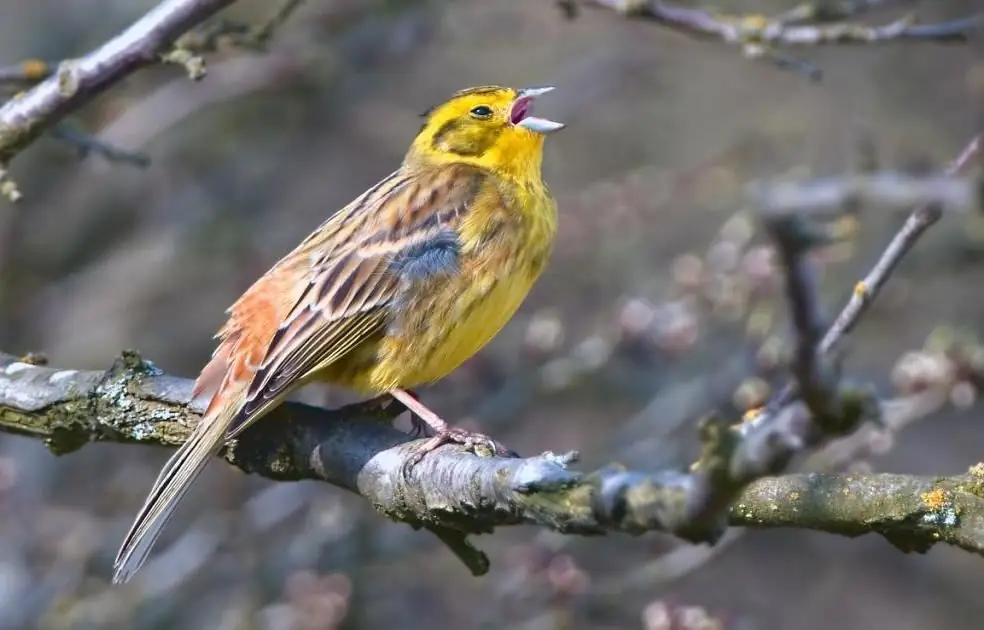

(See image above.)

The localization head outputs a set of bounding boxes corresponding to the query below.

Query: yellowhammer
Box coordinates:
[113,85,565,583]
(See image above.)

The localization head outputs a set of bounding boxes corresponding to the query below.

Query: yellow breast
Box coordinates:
[398,262,539,387]
[355,184,555,393]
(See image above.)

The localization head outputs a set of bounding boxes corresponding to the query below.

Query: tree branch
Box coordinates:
[0,0,243,201]
[3,348,983,577]
[563,0,979,80]
[733,470,984,555]
[767,133,982,411]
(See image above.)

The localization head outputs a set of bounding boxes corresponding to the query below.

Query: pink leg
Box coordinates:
[396,389,429,438]
[389,388,510,478]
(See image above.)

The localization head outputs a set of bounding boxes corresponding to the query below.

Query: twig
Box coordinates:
[174,0,305,53]
[0,64,152,167]
[769,134,982,410]
[0,59,55,84]
[749,171,980,220]
[568,0,979,79]
[820,135,982,354]
[49,123,151,168]
[766,215,837,421]
[578,0,978,45]
[774,1,898,25]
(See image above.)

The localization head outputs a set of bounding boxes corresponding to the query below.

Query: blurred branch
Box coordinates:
[749,171,981,219]
[49,123,152,168]
[769,133,982,410]
[558,136,984,597]
[0,59,55,84]
[0,66,153,168]
[563,0,979,80]
[590,374,955,596]
[0,0,309,202]
[172,0,305,53]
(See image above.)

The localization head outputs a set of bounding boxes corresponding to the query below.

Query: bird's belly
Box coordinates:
[414,277,529,384]
[362,267,536,391]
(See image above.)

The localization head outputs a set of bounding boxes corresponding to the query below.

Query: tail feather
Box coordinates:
[112,406,237,584]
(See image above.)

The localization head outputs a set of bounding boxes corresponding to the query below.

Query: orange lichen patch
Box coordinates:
[742,406,764,423]
[853,281,868,300]
[738,14,770,31]
[730,405,767,436]
[921,488,949,511]
[18,352,47,366]
[963,464,984,498]
[20,59,50,81]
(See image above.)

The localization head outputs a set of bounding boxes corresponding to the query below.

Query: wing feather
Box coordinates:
[226,163,485,436]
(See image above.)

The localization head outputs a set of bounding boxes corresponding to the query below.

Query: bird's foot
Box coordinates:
[403,426,512,476]
[388,388,512,481]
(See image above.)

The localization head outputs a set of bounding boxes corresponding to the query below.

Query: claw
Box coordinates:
[400,426,512,481]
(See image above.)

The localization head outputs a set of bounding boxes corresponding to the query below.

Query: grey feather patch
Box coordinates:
[389,230,460,281]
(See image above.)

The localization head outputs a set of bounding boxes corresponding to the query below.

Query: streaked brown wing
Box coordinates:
[226,163,487,437]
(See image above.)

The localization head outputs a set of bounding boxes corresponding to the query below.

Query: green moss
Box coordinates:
[55,60,80,98]
[0,120,41,162]
[516,482,600,533]
[962,464,984,497]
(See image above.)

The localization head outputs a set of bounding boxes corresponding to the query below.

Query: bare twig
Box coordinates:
[577,0,978,45]
[774,1,897,25]
[566,0,979,79]
[765,214,837,421]
[0,59,55,85]
[49,123,151,168]
[820,135,982,354]
[173,0,305,53]
[749,171,981,220]
[768,134,982,411]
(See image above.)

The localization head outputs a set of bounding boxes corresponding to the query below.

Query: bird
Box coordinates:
[112,85,565,584]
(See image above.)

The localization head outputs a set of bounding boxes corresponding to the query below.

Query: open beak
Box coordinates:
[510,86,565,134]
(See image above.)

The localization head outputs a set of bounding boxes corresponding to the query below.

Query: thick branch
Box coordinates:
[733,471,984,555]
[3,350,982,575]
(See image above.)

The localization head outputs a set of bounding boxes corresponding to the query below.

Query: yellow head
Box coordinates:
[406,85,565,181]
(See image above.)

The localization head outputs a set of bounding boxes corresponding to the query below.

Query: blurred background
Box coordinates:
[1,0,983,628]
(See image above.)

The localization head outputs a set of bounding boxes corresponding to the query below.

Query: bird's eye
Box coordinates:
[469,105,493,119]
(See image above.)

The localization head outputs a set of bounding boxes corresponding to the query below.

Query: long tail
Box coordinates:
[112,405,238,584]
